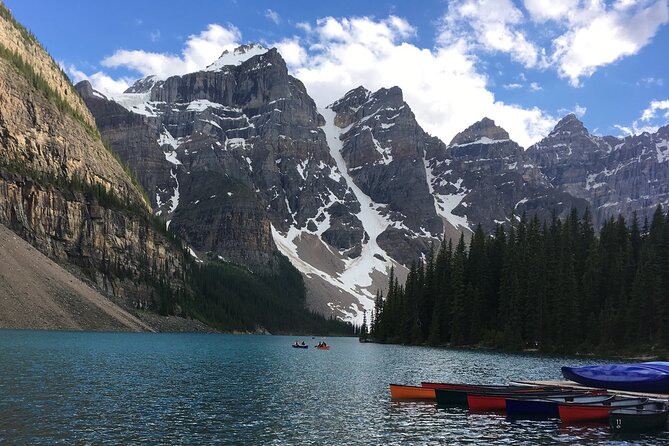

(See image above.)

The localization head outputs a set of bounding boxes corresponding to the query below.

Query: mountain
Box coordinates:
[0,4,190,328]
[526,114,669,224]
[76,41,669,325]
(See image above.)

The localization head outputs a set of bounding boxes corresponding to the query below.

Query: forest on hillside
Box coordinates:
[367,206,669,356]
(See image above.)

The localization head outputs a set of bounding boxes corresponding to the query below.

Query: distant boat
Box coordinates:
[562,362,669,393]
[610,402,669,433]
[315,345,330,350]
[292,343,308,349]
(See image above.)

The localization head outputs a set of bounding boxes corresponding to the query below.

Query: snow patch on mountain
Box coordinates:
[424,159,469,231]
[656,140,669,163]
[205,44,268,71]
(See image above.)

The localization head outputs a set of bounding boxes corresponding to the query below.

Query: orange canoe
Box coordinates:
[390,384,436,400]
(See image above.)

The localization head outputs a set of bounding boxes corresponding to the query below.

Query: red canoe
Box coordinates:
[390,384,436,400]
[558,397,648,423]
[467,390,603,412]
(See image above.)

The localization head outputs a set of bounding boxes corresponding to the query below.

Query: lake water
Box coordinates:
[0,330,666,445]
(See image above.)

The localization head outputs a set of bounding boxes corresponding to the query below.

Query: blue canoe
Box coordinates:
[562,362,669,393]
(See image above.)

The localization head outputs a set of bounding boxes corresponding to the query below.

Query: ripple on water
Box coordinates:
[0,331,666,445]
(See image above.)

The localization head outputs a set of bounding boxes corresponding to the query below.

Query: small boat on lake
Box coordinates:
[292,342,308,349]
[558,397,648,423]
[562,362,669,393]
[609,402,669,433]
[390,384,436,400]
[315,341,330,350]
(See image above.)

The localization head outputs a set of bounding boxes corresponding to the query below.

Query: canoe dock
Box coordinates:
[516,380,669,401]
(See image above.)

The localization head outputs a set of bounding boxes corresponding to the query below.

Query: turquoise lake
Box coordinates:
[0,330,666,445]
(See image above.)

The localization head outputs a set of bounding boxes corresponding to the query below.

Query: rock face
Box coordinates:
[424,117,588,234]
[0,8,187,314]
[526,115,669,223]
[78,47,362,273]
[329,86,442,264]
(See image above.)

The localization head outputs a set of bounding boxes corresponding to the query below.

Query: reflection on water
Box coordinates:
[0,330,666,445]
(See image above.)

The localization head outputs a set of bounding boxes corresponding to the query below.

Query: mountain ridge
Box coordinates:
[76,43,669,324]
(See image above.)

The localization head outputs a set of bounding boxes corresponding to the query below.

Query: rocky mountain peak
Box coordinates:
[449,117,510,146]
[75,80,97,99]
[374,86,404,108]
[124,75,163,94]
[205,43,269,71]
[551,113,588,136]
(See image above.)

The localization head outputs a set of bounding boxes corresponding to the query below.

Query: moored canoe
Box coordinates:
[609,402,669,433]
[506,395,613,418]
[434,385,562,407]
[468,390,599,412]
[558,397,648,423]
[390,384,436,400]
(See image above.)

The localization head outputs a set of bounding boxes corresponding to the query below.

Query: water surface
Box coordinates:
[0,330,665,444]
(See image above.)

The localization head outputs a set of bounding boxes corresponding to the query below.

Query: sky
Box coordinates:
[5,0,669,148]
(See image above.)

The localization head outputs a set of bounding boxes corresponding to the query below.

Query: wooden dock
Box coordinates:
[515,379,669,401]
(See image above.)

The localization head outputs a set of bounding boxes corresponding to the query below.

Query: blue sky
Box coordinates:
[5,0,669,147]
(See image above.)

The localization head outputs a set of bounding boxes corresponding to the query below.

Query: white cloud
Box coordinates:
[641,99,669,121]
[523,0,578,22]
[290,16,555,147]
[440,0,546,69]
[529,82,542,91]
[101,24,241,79]
[274,38,307,66]
[615,98,669,135]
[67,64,133,96]
[265,9,281,25]
[552,0,669,86]
[440,1,669,86]
[503,83,523,89]
[637,76,664,86]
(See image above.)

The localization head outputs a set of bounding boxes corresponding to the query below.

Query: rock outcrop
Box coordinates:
[0,6,187,315]
[78,47,363,273]
[526,115,669,224]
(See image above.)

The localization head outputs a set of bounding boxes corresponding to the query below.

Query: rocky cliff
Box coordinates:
[0,5,188,316]
[526,115,669,224]
[77,46,362,274]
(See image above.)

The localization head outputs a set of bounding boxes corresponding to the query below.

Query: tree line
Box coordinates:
[366,207,669,356]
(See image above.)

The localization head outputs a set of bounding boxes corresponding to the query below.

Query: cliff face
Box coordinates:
[0,6,187,313]
[526,115,669,224]
[78,46,361,274]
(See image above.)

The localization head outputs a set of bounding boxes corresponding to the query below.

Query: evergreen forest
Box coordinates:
[367,207,669,356]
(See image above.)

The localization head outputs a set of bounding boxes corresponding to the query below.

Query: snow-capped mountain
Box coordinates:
[526,115,669,224]
[76,44,669,325]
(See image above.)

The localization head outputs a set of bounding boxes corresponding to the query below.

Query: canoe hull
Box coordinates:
[435,388,469,406]
[559,398,648,423]
[610,403,669,433]
[506,399,561,418]
[506,395,613,419]
[390,384,436,400]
